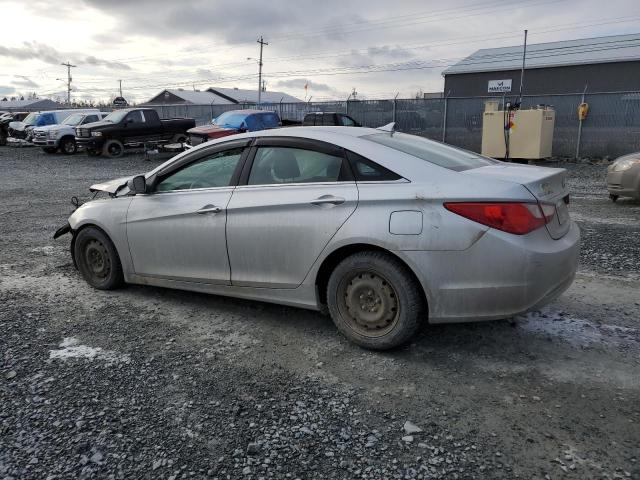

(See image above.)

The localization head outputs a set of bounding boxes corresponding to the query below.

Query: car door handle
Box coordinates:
[310,195,345,206]
[196,205,222,214]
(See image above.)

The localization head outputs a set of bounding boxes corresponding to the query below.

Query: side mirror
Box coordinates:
[127,175,146,194]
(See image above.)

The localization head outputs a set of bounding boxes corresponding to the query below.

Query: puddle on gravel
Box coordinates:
[516,308,639,348]
[49,337,130,364]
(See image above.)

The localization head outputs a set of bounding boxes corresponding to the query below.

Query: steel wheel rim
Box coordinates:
[109,143,122,156]
[63,140,74,153]
[338,270,399,338]
[84,239,110,280]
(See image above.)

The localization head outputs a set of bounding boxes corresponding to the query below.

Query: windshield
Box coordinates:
[213,112,249,129]
[62,113,84,126]
[103,110,128,123]
[363,132,500,172]
[23,113,40,125]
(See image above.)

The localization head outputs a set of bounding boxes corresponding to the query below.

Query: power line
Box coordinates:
[68,16,640,91]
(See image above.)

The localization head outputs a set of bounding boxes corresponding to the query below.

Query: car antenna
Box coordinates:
[377,122,396,135]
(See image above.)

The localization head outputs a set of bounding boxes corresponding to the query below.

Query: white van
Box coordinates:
[8,109,101,142]
[32,110,108,154]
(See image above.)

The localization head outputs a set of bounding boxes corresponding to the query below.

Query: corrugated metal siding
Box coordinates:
[443,61,640,97]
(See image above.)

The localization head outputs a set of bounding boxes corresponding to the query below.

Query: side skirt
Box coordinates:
[126,273,320,311]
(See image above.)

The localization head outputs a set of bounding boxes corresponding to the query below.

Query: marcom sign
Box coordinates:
[488,79,512,93]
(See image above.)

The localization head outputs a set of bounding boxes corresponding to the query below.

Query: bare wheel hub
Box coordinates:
[344,272,398,333]
[85,240,110,279]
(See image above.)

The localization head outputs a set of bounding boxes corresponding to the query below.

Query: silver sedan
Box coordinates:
[55,125,580,350]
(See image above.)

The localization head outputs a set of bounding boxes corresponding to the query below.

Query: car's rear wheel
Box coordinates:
[327,251,425,350]
[43,147,57,154]
[103,139,124,158]
[74,227,124,290]
[60,137,77,155]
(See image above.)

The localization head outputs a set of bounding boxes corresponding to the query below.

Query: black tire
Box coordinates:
[43,147,57,154]
[86,148,101,157]
[172,134,187,143]
[74,227,124,290]
[0,133,6,146]
[102,139,124,158]
[327,251,426,350]
[60,136,77,155]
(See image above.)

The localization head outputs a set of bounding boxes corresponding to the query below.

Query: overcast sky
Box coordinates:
[0,0,638,103]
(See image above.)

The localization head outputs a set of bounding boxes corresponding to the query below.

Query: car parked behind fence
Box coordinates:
[187,110,282,145]
[32,111,108,154]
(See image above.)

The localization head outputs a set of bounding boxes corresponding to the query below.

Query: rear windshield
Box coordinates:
[363,132,500,172]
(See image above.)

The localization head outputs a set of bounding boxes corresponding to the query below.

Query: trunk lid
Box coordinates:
[462,164,571,239]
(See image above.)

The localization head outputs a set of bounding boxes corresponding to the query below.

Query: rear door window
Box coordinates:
[248,147,345,185]
[260,113,280,128]
[340,115,356,126]
[127,110,145,124]
[346,151,402,181]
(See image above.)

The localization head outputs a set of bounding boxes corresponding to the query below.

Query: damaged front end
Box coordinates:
[51,178,129,241]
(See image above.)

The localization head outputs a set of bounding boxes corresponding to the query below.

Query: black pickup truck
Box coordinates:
[75,108,195,157]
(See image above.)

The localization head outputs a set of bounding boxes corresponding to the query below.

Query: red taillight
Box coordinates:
[444,202,554,235]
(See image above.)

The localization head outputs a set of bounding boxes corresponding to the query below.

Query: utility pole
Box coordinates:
[118,79,123,97]
[257,36,268,106]
[518,29,528,105]
[61,62,76,105]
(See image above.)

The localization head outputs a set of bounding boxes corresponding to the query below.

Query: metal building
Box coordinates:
[143,87,301,105]
[442,33,640,97]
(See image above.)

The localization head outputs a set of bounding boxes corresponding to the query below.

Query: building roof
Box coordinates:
[442,33,640,75]
[145,87,302,105]
[0,98,61,109]
[207,87,302,104]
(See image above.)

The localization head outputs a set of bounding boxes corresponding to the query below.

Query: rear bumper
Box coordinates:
[399,221,580,323]
[607,168,640,199]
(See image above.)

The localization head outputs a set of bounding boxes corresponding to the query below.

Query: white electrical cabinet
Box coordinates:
[481,103,555,160]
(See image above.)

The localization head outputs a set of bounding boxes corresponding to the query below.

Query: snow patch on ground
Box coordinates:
[516,308,639,348]
[49,337,130,363]
[571,212,638,226]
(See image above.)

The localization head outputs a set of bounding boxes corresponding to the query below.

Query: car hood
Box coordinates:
[34,124,69,133]
[81,120,112,130]
[9,121,28,131]
[89,176,130,194]
[188,124,237,135]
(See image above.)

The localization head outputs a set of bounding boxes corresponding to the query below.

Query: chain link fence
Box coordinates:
[5,91,638,158]
[144,91,640,159]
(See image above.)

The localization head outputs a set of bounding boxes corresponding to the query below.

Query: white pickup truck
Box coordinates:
[32,111,108,154]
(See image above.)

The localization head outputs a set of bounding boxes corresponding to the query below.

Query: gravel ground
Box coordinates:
[1,147,639,480]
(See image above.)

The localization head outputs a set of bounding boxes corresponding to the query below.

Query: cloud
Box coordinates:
[275,78,332,92]
[12,75,39,88]
[0,86,16,95]
[83,55,130,70]
[0,41,130,70]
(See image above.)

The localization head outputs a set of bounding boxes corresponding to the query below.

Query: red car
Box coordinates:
[187,109,281,145]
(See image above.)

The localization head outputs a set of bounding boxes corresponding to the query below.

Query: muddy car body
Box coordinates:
[56,126,580,350]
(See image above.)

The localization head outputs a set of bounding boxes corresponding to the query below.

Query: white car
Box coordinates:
[32,111,108,154]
